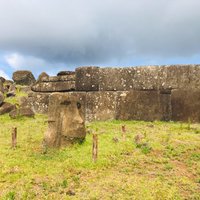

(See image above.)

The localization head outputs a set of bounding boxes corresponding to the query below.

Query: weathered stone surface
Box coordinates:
[132,66,160,90]
[3,80,13,93]
[31,81,75,92]
[19,96,29,108]
[187,65,200,89]
[0,91,4,105]
[0,102,16,115]
[37,74,75,83]
[6,84,16,97]
[44,93,86,147]
[13,70,36,86]
[48,75,75,82]
[57,71,75,76]
[86,91,118,122]
[75,66,100,91]
[158,65,190,90]
[0,77,6,83]
[171,89,200,122]
[9,107,35,118]
[75,65,200,92]
[99,68,134,91]
[37,72,49,82]
[8,84,16,92]
[116,91,171,121]
[19,86,31,93]
[0,81,4,93]
[27,92,50,114]
[4,80,13,85]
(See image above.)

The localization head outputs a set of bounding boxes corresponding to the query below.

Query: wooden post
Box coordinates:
[12,127,17,149]
[122,125,126,141]
[92,134,98,162]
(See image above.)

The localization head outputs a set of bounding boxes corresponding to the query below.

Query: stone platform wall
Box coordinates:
[26,65,200,122]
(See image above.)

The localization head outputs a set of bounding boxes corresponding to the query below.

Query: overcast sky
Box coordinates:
[0,0,200,79]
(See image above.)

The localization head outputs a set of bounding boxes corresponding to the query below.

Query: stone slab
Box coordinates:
[171,89,200,122]
[75,66,100,91]
[116,90,171,121]
[31,81,75,92]
[86,91,118,122]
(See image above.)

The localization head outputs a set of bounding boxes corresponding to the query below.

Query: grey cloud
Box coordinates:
[0,0,200,69]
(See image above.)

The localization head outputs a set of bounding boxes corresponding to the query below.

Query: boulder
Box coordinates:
[9,107,35,119]
[0,91,4,106]
[37,72,49,82]
[171,89,200,122]
[12,70,36,86]
[0,102,16,115]
[44,93,86,147]
[75,66,100,91]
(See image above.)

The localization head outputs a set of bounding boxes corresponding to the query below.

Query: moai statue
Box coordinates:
[44,93,86,147]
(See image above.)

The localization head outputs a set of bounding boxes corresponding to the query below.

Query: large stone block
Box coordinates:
[132,66,160,90]
[31,81,75,92]
[171,89,200,122]
[158,65,191,90]
[188,65,200,89]
[116,90,171,121]
[99,68,134,91]
[27,92,50,114]
[75,66,100,91]
[44,92,86,147]
[86,91,118,122]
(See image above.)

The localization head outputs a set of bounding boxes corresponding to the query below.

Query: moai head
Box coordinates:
[44,93,86,147]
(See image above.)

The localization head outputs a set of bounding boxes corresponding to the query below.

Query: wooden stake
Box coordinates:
[92,134,98,162]
[122,125,126,141]
[12,127,17,148]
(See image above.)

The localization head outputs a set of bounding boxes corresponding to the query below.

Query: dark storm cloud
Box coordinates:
[0,0,200,69]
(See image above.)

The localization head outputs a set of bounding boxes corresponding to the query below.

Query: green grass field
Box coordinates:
[0,113,199,199]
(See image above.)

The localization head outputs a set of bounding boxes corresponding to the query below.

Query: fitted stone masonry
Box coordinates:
[26,65,200,122]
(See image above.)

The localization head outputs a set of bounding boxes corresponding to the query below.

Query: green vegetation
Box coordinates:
[0,114,199,199]
[4,85,28,105]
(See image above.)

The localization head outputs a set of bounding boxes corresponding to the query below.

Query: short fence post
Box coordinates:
[92,134,98,162]
[12,127,17,149]
[122,125,126,141]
